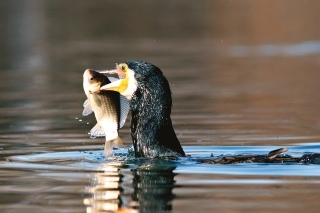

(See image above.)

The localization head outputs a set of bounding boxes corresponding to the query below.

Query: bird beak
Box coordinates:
[100,78,127,93]
[99,64,129,93]
[99,64,126,79]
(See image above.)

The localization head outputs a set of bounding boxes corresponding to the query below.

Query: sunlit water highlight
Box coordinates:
[1,145,320,213]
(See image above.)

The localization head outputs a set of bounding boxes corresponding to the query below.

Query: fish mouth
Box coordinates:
[83,69,101,93]
[83,69,91,79]
[84,69,96,79]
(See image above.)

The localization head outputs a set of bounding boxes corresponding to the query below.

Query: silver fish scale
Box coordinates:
[90,91,120,129]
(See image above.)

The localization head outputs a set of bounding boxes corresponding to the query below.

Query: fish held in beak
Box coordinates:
[82,69,130,157]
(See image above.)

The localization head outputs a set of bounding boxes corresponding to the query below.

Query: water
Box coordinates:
[1,0,320,212]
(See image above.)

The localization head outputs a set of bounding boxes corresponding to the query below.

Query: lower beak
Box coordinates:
[100,79,123,92]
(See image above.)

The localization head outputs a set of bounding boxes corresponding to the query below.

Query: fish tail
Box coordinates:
[112,136,123,148]
[104,136,123,157]
[104,141,114,157]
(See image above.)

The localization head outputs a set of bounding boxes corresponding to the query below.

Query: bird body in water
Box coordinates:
[100,60,185,158]
[84,61,320,164]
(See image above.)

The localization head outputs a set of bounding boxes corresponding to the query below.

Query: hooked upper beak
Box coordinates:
[99,64,126,79]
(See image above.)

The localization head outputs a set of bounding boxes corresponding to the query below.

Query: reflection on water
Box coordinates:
[85,160,177,213]
[84,165,125,212]
[1,0,320,213]
[2,146,320,213]
[130,162,176,213]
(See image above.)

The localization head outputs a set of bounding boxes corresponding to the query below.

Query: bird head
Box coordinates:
[99,63,138,99]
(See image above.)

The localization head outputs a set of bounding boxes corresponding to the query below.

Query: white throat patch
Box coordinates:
[122,68,138,100]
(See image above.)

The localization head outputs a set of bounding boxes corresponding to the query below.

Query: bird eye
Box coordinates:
[90,77,94,80]
[121,65,125,71]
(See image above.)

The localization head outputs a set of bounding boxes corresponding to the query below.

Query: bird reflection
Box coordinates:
[84,159,177,213]
[131,162,177,213]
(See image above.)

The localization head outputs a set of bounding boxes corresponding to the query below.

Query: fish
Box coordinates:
[82,69,130,156]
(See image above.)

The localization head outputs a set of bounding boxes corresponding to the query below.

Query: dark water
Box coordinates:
[1,1,320,212]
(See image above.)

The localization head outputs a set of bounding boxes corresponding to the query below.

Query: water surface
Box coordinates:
[1,1,320,213]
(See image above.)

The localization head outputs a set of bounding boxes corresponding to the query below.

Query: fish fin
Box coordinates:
[83,99,88,107]
[112,136,123,148]
[89,123,105,137]
[268,147,288,159]
[119,95,130,128]
[104,141,114,157]
[82,99,94,116]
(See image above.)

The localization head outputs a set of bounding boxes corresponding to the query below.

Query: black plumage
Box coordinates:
[127,60,185,158]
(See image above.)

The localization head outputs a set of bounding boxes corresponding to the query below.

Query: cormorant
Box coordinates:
[99,60,185,158]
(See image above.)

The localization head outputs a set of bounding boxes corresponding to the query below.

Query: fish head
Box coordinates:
[83,69,107,95]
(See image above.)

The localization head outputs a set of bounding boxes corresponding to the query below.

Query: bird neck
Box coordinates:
[130,81,185,158]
